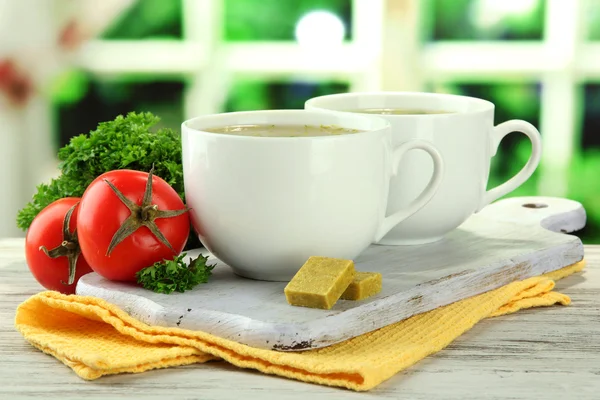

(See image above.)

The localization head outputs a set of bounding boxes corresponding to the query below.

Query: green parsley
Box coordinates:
[16,112,184,231]
[136,253,215,294]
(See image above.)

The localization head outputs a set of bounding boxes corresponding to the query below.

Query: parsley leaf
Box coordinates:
[16,112,185,231]
[136,253,215,294]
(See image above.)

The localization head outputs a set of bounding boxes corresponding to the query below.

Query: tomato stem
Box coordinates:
[104,166,188,256]
[39,203,81,286]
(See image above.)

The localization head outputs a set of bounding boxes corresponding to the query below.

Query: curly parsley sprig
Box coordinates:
[136,253,215,294]
[16,112,184,231]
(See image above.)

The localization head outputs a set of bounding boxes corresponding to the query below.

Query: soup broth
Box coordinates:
[348,108,453,115]
[204,124,364,137]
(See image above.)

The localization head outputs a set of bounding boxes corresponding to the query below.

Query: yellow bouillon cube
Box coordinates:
[341,272,382,301]
[284,256,355,310]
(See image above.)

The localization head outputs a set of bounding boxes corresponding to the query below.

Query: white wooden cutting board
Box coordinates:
[77,196,586,351]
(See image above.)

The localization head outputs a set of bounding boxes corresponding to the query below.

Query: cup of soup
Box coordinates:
[182,110,444,281]
[306,92,542,245]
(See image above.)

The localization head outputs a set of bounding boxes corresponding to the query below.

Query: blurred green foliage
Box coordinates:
[225,81,349,111]
[55,78,184,148]
[101,0,182,39]
[575,85,600,243]
[582,85,600,149]
[224,0,352,41]
[567,149,600,243]
[427,0,544,41]
[588,1,600,40]
[50,0,600,243]
[49,69,90,105]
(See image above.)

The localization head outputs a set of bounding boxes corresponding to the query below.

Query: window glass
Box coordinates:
[55,76,184,147]
[224,0,352,41]
[225,80,349,111]
[428,0,545,41]
[101,0,183,39]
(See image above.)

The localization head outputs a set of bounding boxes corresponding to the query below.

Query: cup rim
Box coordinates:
[182,109,391,141]
[305,91,495,117]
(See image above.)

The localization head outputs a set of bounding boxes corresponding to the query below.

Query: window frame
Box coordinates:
[73,0,597,200]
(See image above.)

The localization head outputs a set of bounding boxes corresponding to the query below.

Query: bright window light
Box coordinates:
[294,10,346,49]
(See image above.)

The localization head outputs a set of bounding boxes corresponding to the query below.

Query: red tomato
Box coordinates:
[77,169,190,282]
[25,197,93,294]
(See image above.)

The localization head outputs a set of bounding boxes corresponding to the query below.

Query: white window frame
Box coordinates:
[4,0,597,238]
[76,0,598,198]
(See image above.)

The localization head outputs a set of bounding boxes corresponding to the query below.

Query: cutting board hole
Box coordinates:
[522,203,548,209]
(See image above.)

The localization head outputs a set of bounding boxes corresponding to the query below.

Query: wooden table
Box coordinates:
[1,238,599,399]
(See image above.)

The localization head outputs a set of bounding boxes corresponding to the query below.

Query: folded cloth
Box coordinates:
[15,260,585,391]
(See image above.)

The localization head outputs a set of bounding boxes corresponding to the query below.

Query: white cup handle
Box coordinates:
[374,140,444,242]
[476,120,542,212]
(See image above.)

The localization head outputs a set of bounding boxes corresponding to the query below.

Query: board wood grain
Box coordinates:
[76,196,586,351]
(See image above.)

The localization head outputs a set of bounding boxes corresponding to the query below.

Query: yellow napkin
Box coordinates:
[15,260,585,392]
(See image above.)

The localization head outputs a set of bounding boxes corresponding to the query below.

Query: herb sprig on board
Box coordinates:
[136,253,215,294]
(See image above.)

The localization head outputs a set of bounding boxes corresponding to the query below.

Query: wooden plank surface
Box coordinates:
[76,196,586,351]
[1,240,599,399]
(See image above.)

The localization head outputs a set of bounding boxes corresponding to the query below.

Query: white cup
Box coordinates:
[182,110,444,281]
[305,91,542,245]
